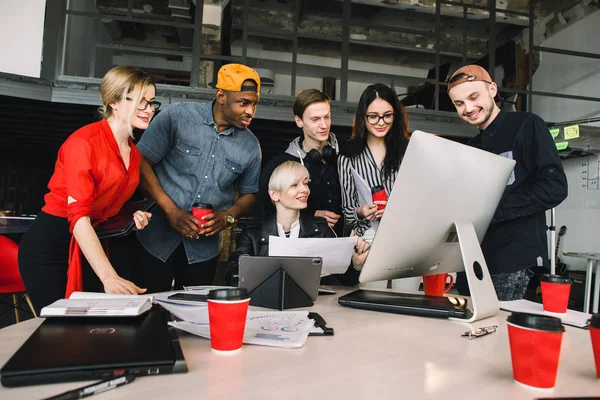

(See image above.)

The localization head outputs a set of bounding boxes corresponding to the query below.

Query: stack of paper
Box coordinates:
[41,292,153,317]
[499,299,591,328]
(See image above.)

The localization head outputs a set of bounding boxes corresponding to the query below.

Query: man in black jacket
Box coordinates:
[447,65,568,301]
[259,89,343,232]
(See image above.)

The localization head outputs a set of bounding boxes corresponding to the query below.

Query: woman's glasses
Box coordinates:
[366,112,395,125]
[126,97,162,111]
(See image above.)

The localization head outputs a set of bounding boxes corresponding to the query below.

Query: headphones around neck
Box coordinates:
[300,137,337,164]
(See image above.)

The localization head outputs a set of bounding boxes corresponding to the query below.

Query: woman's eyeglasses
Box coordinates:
[126,97,162,111]
[366,112,395,125]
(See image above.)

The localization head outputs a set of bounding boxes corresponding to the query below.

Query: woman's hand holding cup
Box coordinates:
[357,203,379,221]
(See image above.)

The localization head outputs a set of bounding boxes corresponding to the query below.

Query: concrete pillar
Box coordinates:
[197,0,229,88]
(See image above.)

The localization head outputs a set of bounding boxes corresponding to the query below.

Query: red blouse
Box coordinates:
[42,118,142,298]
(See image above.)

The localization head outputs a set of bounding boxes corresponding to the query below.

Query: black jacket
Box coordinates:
[469,110,568,274]
[226,212,360,286]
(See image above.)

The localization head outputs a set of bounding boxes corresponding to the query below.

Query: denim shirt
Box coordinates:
[136,101,261,263]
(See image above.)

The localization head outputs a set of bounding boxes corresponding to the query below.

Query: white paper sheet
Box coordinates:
[268,235,355,275]
[350,167,379,231]
[351,167,373,207]
[499,299,591,328]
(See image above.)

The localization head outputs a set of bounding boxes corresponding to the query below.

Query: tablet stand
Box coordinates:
[448,220,499,323]
[248,269,314,310]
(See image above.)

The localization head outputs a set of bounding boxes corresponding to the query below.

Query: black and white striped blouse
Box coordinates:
[337,146,398,236]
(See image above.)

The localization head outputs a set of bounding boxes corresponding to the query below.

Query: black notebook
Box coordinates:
[0,306,187,387]
[338,289,469,319]
[96,199,156,239]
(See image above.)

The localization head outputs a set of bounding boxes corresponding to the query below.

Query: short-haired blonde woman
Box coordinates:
[19,65,160,314]
[226,161,370,287]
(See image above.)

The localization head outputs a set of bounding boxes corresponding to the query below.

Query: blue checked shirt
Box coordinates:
[136,101,261,263]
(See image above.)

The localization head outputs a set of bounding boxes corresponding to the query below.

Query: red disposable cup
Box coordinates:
[371,185,387,210]
[590,314,600,379]
[540,274,571,314]
[423,273,454,296]
[191,202,213,234]
[207,288,250,354]
[507,312,565,390]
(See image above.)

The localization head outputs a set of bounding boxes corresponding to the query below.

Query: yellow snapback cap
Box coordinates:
[215,64,261,92]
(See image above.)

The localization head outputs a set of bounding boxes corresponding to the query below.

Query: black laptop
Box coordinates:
[338,289,469,319]
[0,306,187,387]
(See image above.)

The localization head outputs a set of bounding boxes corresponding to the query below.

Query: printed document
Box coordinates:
[168,310,314,349]
[268,235,355,275]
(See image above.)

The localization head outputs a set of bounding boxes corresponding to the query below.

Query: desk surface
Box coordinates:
[1,288,598,400]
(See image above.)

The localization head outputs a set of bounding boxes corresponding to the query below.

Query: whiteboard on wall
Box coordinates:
[560,156,600,210]
[0,0,47,78]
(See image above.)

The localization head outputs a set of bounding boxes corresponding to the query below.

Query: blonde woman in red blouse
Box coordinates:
[18,65,159,314]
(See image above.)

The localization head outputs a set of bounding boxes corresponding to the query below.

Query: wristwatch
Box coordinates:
[225,212,236,225]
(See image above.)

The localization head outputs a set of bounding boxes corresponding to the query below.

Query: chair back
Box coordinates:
[0,235,25,292]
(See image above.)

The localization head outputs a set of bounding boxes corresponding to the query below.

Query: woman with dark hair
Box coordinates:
[337,83,410,237]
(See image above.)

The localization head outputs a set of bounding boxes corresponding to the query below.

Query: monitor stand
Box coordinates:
[448,220,499,323]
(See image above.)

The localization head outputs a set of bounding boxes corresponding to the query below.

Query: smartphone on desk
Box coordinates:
[167,293,207,303]
[318,286,336,295]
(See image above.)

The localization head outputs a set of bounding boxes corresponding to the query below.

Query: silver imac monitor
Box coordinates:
[357,130,516,322]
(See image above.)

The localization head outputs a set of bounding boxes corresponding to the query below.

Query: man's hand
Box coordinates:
[165,207,202,239]
[200,210,231,237]
[314,210,340,228]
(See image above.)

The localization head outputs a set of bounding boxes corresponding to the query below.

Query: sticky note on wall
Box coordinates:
[555,142,569,151]
[564,125,580,140]
[549,128,560,138]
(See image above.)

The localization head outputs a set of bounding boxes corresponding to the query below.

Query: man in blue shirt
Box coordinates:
[135,64,262,291]
[447,64,568,301]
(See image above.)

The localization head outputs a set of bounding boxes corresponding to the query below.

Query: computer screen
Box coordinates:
[358,130,516,283]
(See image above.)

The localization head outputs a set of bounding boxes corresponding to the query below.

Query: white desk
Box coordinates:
[1,289,599,400]
[563,251,600,314]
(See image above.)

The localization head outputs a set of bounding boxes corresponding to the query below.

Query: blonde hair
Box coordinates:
[98,65,156,137]
[268,161,310,193]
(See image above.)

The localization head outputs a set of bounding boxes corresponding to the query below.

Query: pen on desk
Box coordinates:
[43,374,136,400]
